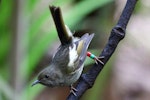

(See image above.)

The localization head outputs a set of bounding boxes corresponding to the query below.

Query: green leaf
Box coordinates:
[0,0,12,25]
[64,0,113,28]
[0,33,11,63]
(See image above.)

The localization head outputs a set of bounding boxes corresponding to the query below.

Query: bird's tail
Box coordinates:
[49,5,73,45]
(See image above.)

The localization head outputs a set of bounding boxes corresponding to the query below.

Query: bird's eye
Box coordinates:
[45,75,49,78]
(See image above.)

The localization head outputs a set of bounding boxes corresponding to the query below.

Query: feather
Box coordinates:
[49,6,72,45]
[76,33,94,69]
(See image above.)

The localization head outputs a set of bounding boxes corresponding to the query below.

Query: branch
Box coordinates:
[67,0,138,99]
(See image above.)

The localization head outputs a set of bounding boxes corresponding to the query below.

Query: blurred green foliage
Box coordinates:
[0,0,114,100]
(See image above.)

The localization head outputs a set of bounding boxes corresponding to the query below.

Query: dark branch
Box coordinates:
[67,0,138,99]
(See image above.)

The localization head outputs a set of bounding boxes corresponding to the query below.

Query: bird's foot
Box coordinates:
[87,52,104,65]
[70,85,78,96]
[94,56,104,65]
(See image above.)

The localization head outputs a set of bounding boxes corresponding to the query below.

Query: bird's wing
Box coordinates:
[74,33,94,70]
[49,5,73,45]
[68,33,94,72]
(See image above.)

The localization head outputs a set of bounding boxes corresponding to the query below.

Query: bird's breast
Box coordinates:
[64,64,84,86]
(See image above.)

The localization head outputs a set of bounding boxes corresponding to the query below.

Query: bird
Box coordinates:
[32,5,104,96]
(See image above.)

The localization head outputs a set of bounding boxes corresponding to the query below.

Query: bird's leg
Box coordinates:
[70,84,78,96]
[87,52,104,65]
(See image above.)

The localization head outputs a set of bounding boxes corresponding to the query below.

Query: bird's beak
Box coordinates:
[32,80,40,87]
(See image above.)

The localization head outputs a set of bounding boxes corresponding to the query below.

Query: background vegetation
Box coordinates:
[0,0,146,100]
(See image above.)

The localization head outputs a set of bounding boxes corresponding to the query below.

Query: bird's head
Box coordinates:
[32,67,55,87]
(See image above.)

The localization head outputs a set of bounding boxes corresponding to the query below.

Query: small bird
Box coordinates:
[32,5,103,95]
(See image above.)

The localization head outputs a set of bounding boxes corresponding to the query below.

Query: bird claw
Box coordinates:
[70,85,78,96]
[94,56,104,65]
